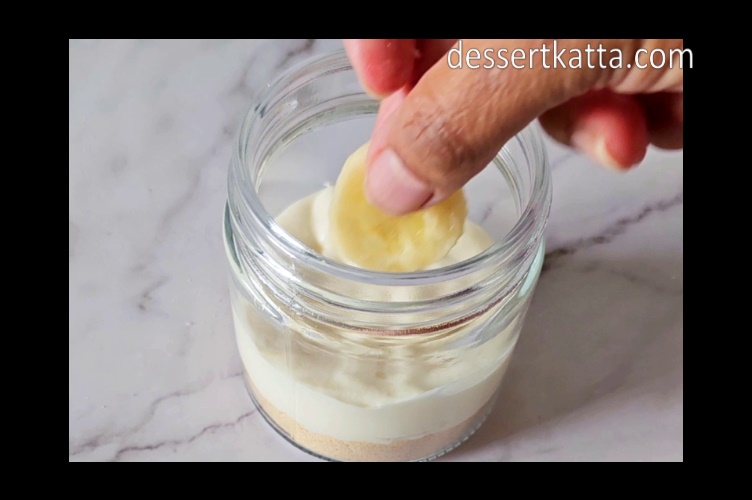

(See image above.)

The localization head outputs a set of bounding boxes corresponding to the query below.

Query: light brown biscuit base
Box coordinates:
[246,373,493,462]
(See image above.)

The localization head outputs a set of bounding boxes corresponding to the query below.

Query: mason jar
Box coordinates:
[224,51,552,462]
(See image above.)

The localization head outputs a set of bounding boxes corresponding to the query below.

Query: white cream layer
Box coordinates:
[234,187,515,443]
[235,312,513,443]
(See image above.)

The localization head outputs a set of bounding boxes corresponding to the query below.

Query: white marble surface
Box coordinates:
[69,39,683,462]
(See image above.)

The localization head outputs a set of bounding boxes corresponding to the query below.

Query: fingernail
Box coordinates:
[365,148,434,215]
[571,130,630,172]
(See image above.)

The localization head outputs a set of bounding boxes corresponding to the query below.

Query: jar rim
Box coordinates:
[232,50,552,286]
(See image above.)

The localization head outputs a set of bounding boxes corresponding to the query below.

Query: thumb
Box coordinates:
[364,39,682,215]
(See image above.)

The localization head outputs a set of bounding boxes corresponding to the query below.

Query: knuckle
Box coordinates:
[393,94,475,188]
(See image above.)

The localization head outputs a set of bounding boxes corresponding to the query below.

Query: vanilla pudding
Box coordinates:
[232,187,523,461]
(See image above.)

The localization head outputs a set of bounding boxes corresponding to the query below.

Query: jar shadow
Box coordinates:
[441,253,683,461]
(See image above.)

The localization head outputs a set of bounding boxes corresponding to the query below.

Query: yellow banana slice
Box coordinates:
[329,142,467,272]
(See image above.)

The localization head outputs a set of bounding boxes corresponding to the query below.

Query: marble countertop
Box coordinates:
[69,39,683,462]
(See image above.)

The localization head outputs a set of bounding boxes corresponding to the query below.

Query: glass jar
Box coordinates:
[224,51,552,462]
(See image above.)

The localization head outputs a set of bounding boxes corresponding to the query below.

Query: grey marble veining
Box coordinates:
[69,39,682,462]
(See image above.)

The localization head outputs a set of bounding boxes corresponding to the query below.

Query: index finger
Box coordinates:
[344,39,417,97]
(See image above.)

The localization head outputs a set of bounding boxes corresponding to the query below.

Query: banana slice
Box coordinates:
[329,142,467,272]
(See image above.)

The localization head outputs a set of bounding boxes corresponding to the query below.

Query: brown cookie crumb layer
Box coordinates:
[246,372,495,462]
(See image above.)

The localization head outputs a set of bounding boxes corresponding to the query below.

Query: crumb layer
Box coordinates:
[246,373,493,462]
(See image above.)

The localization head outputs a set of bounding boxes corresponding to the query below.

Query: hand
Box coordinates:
[344,39,684,215]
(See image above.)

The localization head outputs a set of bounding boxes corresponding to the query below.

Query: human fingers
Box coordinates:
[539,90,649,170]
[365,39,685,214]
